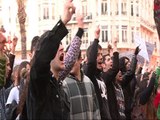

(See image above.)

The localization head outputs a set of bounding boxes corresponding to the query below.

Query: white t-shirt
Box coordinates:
[6,86,20,105]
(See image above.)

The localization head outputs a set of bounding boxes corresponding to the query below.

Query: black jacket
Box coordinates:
[26,20,69,119]
[102,52,120,120]
[120,55,138,120]
[84,39,111,120]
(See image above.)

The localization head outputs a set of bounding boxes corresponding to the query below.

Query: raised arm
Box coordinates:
[58,14,84,81]
[103,39,119,84]
[121,46,140,88]
[139,72,156,105]
[85,26,100,78]
[29,0,75,97]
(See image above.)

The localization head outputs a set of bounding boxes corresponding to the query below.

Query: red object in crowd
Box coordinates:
[153,92,160,109]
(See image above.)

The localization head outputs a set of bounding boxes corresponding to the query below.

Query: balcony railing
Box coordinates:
[71,13,92,21]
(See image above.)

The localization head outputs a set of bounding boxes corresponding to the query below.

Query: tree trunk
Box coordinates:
[17,0,27,59]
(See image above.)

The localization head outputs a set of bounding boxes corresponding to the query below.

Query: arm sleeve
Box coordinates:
[85,39,99,78]
[58,28,83,81]
[29,20,68,97]
[139,73,156,105]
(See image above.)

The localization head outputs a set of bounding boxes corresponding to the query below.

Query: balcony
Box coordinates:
[70,13,92,23]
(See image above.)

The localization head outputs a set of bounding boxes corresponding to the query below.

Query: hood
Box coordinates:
[119,56,129,74]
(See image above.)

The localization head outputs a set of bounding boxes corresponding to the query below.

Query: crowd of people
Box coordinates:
[0,0,160,120]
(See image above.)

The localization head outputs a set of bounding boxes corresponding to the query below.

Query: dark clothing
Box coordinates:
[5,84,14,101]
[138,72,156,105]
[102,52,120,120]
[84,39,111,120]
[26,20,69,119]
[121,55,138,120]
[124,76,137,120]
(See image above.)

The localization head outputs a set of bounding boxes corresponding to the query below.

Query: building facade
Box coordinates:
[0,0,159,65]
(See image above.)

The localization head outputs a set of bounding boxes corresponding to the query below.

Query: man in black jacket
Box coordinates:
[26,0,76,119]
[84,26,111,120]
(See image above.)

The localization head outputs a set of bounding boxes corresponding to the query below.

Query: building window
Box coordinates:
[38,5,41,21]
[52,3,55,19]
[9,6,11,23]
[131,1,133,16]
[101,26,108,42]
[121,1,127,15]
[135,1,139,17]
[131,27,134,43]
[82,1,87,17]
[82,29,88,44]
[116,25,119,42]
[43,3,49,20]
[122,25,127,42]
[66,29,71,45]
[116,3,119,15]
[101,0,108,15]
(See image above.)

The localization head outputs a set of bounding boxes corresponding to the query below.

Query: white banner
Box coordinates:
[134,35,149,62]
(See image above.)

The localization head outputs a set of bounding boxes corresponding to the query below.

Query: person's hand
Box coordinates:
[112,37,118,53]
[95,25,100,39]
[134,46,141,55]
[61,0,76,25]
[112,38,118,47]
[10,36,18,54]
[76,12,84,29]
[12,36,18,47]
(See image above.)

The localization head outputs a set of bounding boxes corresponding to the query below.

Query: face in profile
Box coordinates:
[125,58,131,71]
[116,71,123,82]
[96,49,103,70]
[103,55,113,72]
[51,44,65,72]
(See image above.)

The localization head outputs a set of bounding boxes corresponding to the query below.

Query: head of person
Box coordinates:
[0,32,6,51]
[102,54,113,72]
[87,43,103,71]
[115,70,123,82]
[11,65,20,85]
[50,43,65,76]
[119,56,130,74]
[29,36,40,60]
[16,61,30,86]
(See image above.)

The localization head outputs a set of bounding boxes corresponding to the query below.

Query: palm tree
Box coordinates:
[17,0,27,59]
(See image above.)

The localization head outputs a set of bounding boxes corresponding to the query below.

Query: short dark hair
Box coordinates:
[102,54,110,63]
[86,43,102,59]
[30,36,40,53]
